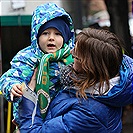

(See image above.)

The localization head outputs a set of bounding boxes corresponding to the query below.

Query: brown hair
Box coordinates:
[71,28,123,98]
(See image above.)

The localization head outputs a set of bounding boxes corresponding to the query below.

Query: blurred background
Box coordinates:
[0,0,133,133]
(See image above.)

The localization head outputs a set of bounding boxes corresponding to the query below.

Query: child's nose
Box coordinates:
[49,34,55,41]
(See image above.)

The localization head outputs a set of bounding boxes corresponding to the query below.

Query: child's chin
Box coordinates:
[47,49,57,53]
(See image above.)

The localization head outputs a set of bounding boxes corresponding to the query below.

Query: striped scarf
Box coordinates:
[35,43,73,119]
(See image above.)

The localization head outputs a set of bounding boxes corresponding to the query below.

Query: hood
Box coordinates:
[30,3,75,59]
[84,76,120,95]
[92,55,133,107]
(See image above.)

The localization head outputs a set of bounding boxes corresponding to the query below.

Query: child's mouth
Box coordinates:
[47,44,55,47]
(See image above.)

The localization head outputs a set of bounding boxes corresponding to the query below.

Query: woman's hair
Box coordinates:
[71,28,123,98]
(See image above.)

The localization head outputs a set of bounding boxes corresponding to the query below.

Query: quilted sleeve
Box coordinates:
[19,91,110,133]
[0,47,38,101]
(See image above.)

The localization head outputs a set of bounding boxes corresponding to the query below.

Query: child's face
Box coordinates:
[38,28,63,53]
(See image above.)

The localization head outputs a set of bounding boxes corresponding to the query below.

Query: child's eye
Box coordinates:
[55,32,62,36]
[42,31,49,35]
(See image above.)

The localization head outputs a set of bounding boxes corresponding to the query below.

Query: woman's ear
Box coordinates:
[70,48,74,54]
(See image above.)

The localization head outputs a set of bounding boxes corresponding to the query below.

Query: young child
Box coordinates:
[0,2,74,125]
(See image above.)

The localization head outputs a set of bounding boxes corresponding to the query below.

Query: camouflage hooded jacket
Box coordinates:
[0,3,75,102]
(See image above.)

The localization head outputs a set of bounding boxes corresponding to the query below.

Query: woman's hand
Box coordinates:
[28,68,37,91]
[10,84,23,101]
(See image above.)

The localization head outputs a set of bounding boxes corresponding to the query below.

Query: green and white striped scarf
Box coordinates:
[35,43,73,119]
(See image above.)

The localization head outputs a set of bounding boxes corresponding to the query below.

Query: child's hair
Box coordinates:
[71,28,123,98]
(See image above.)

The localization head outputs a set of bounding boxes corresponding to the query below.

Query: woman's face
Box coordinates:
[38,28,63,53]
[71,45,84,73]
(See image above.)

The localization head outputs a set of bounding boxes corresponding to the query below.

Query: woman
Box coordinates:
[18,28,133,133]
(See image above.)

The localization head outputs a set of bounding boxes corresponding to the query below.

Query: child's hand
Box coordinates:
[10,84,23,101]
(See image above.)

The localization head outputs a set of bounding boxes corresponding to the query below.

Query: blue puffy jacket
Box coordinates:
[19,55,133,133]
